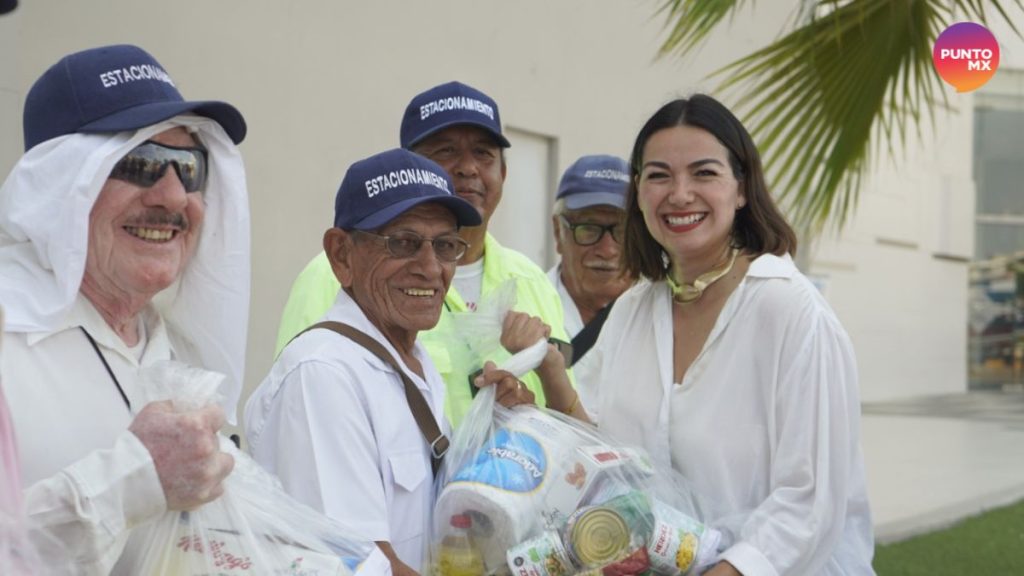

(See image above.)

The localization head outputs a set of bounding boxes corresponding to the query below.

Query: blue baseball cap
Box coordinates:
[556,155,631,210]
[23,44,246,151]
[334,148,482,230]
[400,81,511,149]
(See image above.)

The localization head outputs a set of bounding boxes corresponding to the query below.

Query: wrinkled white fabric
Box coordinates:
[6,294,171,483]
[4,294,171,575]
[246,290,448,572]
[0,115,251,418]
[577,254,875,575]
[546,264,584,338]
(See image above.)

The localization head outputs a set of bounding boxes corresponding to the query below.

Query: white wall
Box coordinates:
[809,93,976,400]
[0,1,992,409]
[497,127,557,268]
[0,7,22,176]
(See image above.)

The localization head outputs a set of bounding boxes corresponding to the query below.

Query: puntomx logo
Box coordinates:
[451,429,547,492]
[933,22,1000,93]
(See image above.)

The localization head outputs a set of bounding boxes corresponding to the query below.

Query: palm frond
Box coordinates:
[656,0,750,58]
[955,0,1024,35]
[657,0,1024,231]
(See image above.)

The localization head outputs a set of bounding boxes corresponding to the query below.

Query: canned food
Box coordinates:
[647,500,710,575]
[648,519,700,575]
[566,506,631,567]
[506,530,572,576]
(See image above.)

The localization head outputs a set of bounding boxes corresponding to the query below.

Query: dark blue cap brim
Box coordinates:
[350,195,482,231]
[563,191,628,211]
[78,99,247,144]
[404,117,510,150]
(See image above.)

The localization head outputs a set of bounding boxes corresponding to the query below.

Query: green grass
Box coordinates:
[873,499,1024,575]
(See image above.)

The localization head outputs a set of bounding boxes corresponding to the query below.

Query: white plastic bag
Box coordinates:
[429,288,725,575]
[112,361,388,576]
[1,387,57,576]
[434,386,722,576]
[441,280,521,380]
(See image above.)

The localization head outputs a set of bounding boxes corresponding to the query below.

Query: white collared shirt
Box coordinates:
[2,294,169,574]
[546,264,584,338]
[246,289,448,572]
[577,253,875,575]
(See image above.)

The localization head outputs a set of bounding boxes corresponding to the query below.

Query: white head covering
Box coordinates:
[0,115,251,420]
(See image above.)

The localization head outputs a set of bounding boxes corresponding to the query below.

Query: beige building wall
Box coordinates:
[810,108,975,400]
[0,9,21,172]
[1,1,982,416]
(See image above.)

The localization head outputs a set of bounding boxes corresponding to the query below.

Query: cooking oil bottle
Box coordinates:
[436,514,484,576]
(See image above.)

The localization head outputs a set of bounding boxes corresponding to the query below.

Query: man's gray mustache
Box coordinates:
[127,210,188,230]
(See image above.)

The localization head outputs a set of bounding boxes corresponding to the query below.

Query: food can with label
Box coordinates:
[506,530,573,576]
[646,500,714,575]
[565,505,632,567]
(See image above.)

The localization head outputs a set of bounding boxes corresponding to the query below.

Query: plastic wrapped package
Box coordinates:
[111,361,389,576]
[1,384,52,575]
[433,386,722,576]
[429,286,725,575]
[1,304,52,575]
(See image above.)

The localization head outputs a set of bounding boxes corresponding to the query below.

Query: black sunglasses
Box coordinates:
[109,141,209,193]
[355,230,469,263]
[559,216,624,246]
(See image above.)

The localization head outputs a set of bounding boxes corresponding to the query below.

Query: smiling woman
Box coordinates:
[636,123,747,285]
[564,94,876,575]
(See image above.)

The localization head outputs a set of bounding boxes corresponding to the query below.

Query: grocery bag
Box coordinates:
[429,284,724,575]
[112,361,389,576]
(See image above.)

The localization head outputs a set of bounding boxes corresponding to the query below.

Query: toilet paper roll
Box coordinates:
[435,483,533,572]
[436,410,583,571]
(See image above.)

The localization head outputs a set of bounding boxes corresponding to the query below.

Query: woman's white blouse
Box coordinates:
[576,253,875,575]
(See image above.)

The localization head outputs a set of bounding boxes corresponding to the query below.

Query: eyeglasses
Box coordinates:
[355,230,469,263]
[109,141,209,193]
[559,216,624,246]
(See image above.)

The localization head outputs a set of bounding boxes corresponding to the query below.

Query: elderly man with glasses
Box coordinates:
[0,44,249,573]
[274,82,574,428]
[548,155,636,366]
[245,149,533,576]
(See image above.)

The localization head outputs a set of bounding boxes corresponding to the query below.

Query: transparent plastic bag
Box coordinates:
[0,509,74,576]
[440,279,521,380]
[112,361,389,576]
[1,388,52,576]
[433,387,723,576]
[2,377,74,574]
[429,290,725,576]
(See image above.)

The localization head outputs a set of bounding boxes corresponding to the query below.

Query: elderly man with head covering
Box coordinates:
[0,44,250,574]
[246,148,535,576]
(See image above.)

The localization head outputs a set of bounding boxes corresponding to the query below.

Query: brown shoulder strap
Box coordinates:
[292,321,448,476]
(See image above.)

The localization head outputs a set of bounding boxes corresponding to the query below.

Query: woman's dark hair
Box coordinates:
[622,94,797,281]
